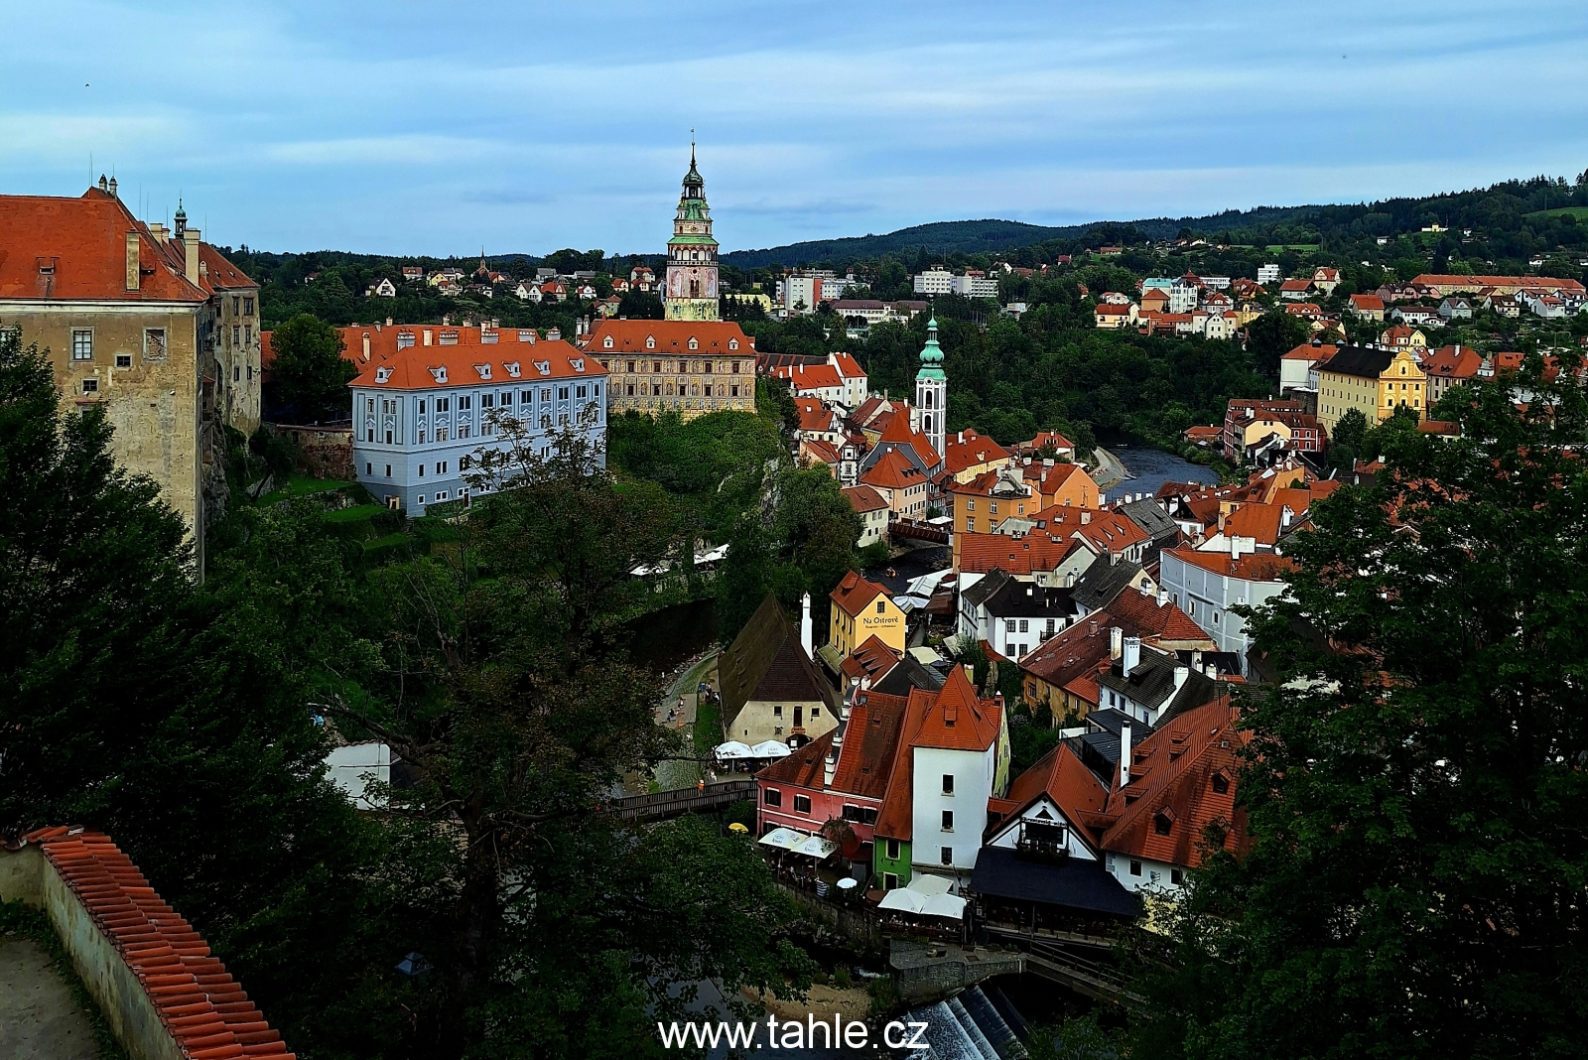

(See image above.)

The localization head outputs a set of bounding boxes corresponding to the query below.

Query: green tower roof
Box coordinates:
[916,314,946,380]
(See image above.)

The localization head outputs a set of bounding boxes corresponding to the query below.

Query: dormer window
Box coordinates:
[645,336,656,350]
[535,361,550,376]
[603,336,614,349]
[505,362,521,378]
[688,337,699,350]
[430,366,447,384]
[475,364,491,380]
[729,339,739,351]
[1211,771,1230,795]
[374,367,393,384]
[1154,809,1176,835]
[571,358,584,372]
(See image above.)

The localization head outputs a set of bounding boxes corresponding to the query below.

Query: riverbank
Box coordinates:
[1090,446,1128,491]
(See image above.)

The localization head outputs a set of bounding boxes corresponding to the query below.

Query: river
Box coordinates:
[1102,443,1217,499]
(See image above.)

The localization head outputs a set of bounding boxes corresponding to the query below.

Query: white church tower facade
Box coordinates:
[914,313,947,460]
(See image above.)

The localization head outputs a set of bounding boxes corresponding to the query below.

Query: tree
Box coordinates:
[1327,406,1369,471]
[266,312,354,422]
[1136,360,1588,1059]
[1244,311,1310,379]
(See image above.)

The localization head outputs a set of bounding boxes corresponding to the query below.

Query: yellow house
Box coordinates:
[826,570,906,663]
[1317,345,1426,435]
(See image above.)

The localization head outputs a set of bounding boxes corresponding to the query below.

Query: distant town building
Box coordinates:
[912,267,998,299]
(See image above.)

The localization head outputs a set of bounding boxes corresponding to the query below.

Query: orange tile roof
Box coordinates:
[1279,278,1313,292]
[776,362,843,390]
[957,530,1089,576]
[1221,502,1285,546]
[1165,547,1296,582]
[1349,294,1385,311]
[582,318,756,355]
[349,338,603,390]
[1413,273,1586,294]
[0,188,209,304]
[841,634,902,683]
[860,448,925,491]
[1029,506,1149,555]
[1184,425,1221,440]
[842,483,889,513]
[876,409,941,469]
[1024,430,1074,452]
[1020,614,1118,687]
[942,429,1011,476]
[795,396,832,433]
[830,570,890,616]
[20,826,295,1058]
[874,669,1002,839]
[801,438,841,465]
[1421,344,1483,380]
[1090,698,1249,868]
[1004,740,1109,823]
[1104,586,1211,643]
[829,350,866,380]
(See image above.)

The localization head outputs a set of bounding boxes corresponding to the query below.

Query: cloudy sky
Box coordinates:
[5,1,1587,256]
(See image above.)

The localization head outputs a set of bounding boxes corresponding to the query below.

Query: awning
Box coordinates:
[758,827,803,851]
[714,741,755,760]
[749,740,792,759]
[909,873,953,897]
[878,888,924,914]
[920,893,967,920]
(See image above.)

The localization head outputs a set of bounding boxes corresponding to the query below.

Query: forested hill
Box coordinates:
[722,207,1317,268]
[723,173,1588,268]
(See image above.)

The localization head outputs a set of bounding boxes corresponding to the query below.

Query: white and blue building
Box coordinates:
[349,336,607,515]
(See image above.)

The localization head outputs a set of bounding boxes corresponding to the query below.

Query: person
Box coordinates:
[697,777,706,795]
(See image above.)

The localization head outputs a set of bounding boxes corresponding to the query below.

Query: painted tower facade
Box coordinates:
[664,143,721,322]
[914,314,947,461]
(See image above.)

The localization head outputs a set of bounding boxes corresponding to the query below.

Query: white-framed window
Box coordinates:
[80,378,98,394]
[940,846,952,865]
[71,329,93,360]
[793,794,811,814]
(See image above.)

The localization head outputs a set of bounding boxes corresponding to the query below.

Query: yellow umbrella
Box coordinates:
[728,822,750,835]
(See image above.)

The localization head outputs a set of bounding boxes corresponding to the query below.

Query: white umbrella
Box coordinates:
[791,834,837,860]
[757,827,802,851]
[836,878,859,892]
[878,888,925,914]
[749,740,792,759]
[920,892,967,920]
[714,741,755,760]
[909,873,953,897]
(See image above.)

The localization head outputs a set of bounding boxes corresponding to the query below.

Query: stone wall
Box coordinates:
[276,423,355,480]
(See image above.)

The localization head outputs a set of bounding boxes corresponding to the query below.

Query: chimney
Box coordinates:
[1122,636,1141,674]
[800,592,813,659]
[183,226,201,285]
[385,316,393,327]
[362,333,372,361]
[1230,537,1245,561]
[423,328,433,346]
[1109,626,1123,660]
[107,176,118,199]
[1157,589,1169,607]
[824,745,839,788]
[1172,663,1190,693]
[124,232,140,291]
[97,174,108,192]
[1120,717,1133,787]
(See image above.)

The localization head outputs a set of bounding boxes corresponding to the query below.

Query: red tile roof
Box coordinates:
[942,429,1011,476]
[958,531,1090,576]
[841,634,903,683]
[1421,344,1483,380]
[1221,502,1286,546]
[1003,741,1108,824]
[874,669,1002,839]
[20,826,295,1058]
[1349,294,1385,312]
[581,319,756,355]
[841,484,889,514]
[860,448,925,491]
[829,351,866,380]
[1412,273,1586,295]
[1089,698,1249,868]
[349,338,603,390]
[830,570,890,617]
[795,396,832,433]
[876,409,941,469]
[1024,430,1074,452]
[1281,342,1337,361]
[1279,279,1313,292]
[1164,547,1295,582]
[1020,614,1118,688]
[1103,585,1211,643]
[775,362,843,391]
[0,188,208,304]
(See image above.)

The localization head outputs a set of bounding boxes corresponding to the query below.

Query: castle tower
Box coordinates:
[914,313,947,461]
[663,139,720,322]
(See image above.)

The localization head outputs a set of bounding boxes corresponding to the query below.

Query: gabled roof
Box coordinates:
[756,689,910,801]
[720,596,836,730]
[958,530,1090,576]
[860,448,925,491]
[1319,344,1400,378]
[1116,498,1179,542]
[1003,740,1109,824]
[1105,585,1211,643]
[874,669,1002,839]
[776,362,843,391]
[962,567,1016,610]
[841,483,889,514]
[1164,547,1295,582]
[840,634,902,684]
[829,350,866,379]
[872,654,947,696]
[1020,614,1119,687]
[1089,698,1249,868]
[1281,341,1338,362]
[830,570,891,617]
[942,428,1011,476]
[1071,559,1145,612]
[349,338,603,390]
[1421,344,1483,380]
[581,319,755,354]
[0,188,209,304]
[982,579,1075,620]
[1221,502,1286,546]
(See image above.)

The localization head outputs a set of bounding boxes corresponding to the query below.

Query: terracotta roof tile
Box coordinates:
[581,318,756,355]
[830,570,890,616]
[19,827,294,1058]
[348,337,602,390]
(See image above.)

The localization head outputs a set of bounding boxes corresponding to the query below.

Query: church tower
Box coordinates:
[663,140,720,322]
[914,313,947,461]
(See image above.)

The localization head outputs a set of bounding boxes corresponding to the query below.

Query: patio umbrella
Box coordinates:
[909,873,953,897]
[878,888,925,914]
[714,741,755,760]
[757,827,802,851]
[920,892,967,920]
[791,834,837,860]
[727,822,749,835]
[749,740,792,759]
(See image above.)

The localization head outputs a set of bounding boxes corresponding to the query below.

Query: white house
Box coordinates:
[1159,544,1292,674]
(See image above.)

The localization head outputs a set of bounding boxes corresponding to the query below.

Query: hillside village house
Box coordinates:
[0,181,262,574]
[826,571,907,666]
[1159,546,1295,673]
[718,595,838,747]
[348,337,606,515]
[841,484,891,549]
[1315,344,1426,435]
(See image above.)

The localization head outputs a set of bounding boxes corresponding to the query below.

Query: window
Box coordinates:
[143,328,166,362]
[810,707,820,719]
[115,354,132,369]
[460,454,471,471]
[883,872,899,890]
[942,774,954,795]
[763,789,782,807]
[558,386,569,401]
[774,726,783,735]
[232,324,241,346]
[459,395,472,411]
[1211,771,1230,795]
[435,490,448,501]
[1129,859,1143,877]
[1171,868,1185,886]
[793,794,811,814]
[385,465,392,477]
[243,297,254,315]
[875,601,885,615]
[80,378,98,394]
[71,329,93,360]
[940,846,953,865]
[885,839,900,860]
[941,810,954,832]
[418,464,425,478]
[773,706,783,717]
[1154,811,1174,836]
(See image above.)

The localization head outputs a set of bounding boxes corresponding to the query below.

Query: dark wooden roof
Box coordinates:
[720,595,836,731]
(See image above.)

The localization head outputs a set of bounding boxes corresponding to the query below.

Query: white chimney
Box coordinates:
[800,592,813,659]
[1230,537,1245,561]
[1120,717,1133,787]
[1122,636,1142,674]
[1109,626,1123,660]
[1172,664,1190,692]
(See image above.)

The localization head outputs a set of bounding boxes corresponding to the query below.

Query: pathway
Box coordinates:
[1089,446,1129,491]
[647,651,720,793]
[0,934,100,1059]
